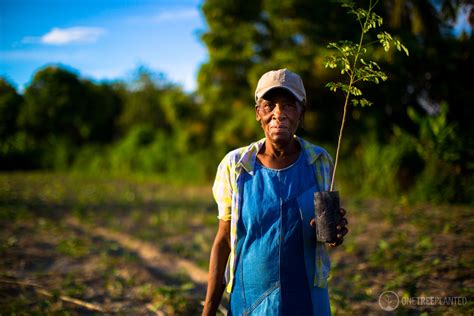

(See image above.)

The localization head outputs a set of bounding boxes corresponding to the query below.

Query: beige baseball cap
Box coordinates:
[255,68,306,102]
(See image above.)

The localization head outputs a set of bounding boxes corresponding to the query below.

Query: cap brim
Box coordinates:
[256,86,304,102]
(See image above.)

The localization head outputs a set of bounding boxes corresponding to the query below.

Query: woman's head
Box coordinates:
[255,69,306,145]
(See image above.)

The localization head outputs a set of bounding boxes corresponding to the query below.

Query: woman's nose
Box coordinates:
[272,104,284,119]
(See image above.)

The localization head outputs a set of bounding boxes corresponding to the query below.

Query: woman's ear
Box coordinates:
[255,104,261,122]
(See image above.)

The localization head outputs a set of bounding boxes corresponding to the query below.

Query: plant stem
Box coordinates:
[330,81,351,191]
[330,0,372,191]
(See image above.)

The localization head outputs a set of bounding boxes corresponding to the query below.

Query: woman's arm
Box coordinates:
[202,219,231,316]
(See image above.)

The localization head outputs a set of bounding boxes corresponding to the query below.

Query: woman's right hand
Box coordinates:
[202,220,231,316]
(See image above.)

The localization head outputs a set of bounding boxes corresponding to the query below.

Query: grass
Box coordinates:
[0,172,472,315]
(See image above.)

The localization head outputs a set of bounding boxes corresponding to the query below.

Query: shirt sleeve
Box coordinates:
[314,149,335,191]
[212,154,233,221]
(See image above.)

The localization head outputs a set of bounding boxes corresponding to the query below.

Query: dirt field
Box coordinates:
[0,173,472,315]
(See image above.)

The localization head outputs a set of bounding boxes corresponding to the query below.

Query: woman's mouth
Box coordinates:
[272,125,288,131]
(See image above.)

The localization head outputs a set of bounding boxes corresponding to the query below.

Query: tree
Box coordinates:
[19,66,91,144]
[118,67,175,134]
[83,80,122,143]
[19,65,124,146]
[0,78,23,138]
[198,0,263,151]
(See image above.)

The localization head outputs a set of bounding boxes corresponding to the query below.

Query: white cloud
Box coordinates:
[152,8,198,22]
[22,27,106,45]
[128,8,199,24]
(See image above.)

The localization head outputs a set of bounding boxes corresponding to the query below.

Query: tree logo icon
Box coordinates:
[378,290,400,311]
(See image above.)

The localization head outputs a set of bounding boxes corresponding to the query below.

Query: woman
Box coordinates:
[202,69,349,315]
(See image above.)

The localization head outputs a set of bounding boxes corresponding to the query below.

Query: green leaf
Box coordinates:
[324,56,338,69]
[350,86,362,96]
[407,107,421,123]
[339,83,350,94]
[325,82,338,92]
[401,44,409,56]
[377,32,393,51]
[359,98,373,107]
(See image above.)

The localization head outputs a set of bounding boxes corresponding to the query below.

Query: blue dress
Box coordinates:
[229,150,331,315]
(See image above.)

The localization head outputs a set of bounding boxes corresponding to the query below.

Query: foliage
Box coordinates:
[118,67,174,134]
[0,78,23,138]
[337,101,472,204]
[395,102,471,203]
[0,0,472,203]
[0,65,213,178]
[323,0,409,191]
[73,124,209,183]
[20,66,94,144]
[0,65,123,169]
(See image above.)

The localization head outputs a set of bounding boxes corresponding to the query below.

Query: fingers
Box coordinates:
[336,218,348,230]
[330,228,348,247]
[328,237,343,248]
[339,208,346,216]
[341,217,348,226]
[315,207,349,248]
[330,225,348,248]
[337,227,348,238]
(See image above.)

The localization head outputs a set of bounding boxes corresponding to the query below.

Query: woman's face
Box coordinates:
[256,88,304,145]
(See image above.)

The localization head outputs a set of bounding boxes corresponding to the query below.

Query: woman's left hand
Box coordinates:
[329,208,348,247]
[310,208,349,247]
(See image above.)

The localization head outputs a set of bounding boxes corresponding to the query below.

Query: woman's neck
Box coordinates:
[257,137,301,169]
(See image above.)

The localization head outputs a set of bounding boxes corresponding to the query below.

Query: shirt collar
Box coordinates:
[237,135,323,175]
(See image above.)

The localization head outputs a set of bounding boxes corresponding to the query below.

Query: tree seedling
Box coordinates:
[324,0,409,191]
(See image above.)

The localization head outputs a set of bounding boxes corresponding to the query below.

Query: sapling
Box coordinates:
[324,0,409,191]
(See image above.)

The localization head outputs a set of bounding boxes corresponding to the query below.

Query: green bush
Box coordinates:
[338,133,419,200]
[72,125,211,183]
[72,143,110,173]
[338,102,472,204]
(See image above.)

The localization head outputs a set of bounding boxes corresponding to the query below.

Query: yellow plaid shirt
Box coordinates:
[213,135,334,293]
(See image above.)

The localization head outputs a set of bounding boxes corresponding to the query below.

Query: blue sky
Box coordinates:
[0,0,207,92]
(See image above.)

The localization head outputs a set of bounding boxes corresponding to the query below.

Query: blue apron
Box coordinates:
[229,151,331,315]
